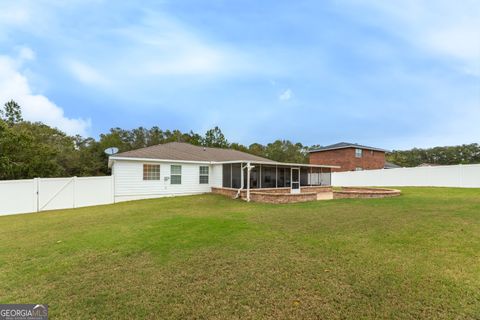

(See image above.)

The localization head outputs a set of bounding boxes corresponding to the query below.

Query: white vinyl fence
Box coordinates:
[0,176,114,216]
[332,164,480,188]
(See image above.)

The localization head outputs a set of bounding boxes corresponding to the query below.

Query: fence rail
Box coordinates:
[332,164,480,188]
[0,176,114,216]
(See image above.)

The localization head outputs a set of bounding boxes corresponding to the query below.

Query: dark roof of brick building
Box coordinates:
[309,142,387,153]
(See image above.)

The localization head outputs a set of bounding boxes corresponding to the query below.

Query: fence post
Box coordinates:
[35,178,40,212]
[111,175,115,204]
[73,176,77,208]
[33,178,38,212]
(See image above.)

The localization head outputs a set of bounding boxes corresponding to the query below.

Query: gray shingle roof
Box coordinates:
[309,142,387,153]
[112,142,275,163]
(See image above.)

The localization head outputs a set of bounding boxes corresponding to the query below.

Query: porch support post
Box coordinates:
[259,164,262,188]
[246,162,252,202]
[310,167,312,186]
[240,162,244,189]
[275,165,278,188]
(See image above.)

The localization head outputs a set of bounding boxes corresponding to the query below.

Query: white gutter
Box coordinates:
[108,156,340,169]
[210,160,340,169]
[108,156,214,168]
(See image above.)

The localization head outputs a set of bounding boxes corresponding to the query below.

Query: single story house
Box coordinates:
[108,142,337,202]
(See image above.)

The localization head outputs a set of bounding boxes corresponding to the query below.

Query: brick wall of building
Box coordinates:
[309,148,385,172]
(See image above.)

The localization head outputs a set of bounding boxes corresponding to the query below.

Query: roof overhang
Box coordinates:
[214,160,340,169]
[108,156,340,169]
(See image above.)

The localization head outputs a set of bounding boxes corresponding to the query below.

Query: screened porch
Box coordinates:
[221,163,332,189]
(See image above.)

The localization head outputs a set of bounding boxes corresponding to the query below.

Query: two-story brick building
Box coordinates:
[309,142,387,172]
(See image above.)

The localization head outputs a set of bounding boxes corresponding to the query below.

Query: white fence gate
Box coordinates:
[332,164,480,188]
[0,176,114,216]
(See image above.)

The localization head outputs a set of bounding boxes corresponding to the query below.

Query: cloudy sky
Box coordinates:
[0,0,479,150]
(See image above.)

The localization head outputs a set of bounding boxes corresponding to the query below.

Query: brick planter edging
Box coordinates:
[211,186,400,203]
[250,192,317,204]
[211,187,319,203]
[333,187,401,199]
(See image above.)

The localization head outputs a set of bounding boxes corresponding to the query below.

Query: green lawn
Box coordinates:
[1,188,479,319]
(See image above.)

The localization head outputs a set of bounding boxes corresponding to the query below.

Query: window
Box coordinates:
[355,148,363,158]
[355,167,363,171]
[171,165,182,184]
[199,166,209,184]
[143,164,160,180]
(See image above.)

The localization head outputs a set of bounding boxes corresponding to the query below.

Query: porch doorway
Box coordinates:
[291,168,300,194]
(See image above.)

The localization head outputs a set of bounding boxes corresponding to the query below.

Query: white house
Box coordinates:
[108,142,336,202]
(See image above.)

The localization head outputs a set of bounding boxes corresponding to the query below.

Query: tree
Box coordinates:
[264,140,308,163]
[1,100,23,126]
[203,126,228,148]
[386,143,480,167]
[248,143,266,157]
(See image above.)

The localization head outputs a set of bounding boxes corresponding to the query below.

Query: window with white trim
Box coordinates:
[171,165,182,184]
[199,166,209,184]
[355,148,363,158]
[143,164,160,180]
[355,167,363,171]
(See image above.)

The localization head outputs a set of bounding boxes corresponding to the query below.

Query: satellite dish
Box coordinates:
[104,147,119,155]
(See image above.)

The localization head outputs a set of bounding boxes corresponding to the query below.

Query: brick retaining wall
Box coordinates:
[333,187,400,199]
[211,186,399,203]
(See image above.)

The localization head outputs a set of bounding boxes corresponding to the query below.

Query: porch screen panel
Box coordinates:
[277,167,285,187]
[300,168,309,186]
[250,167,259,188]
[222,164,232,188]
[231,164,242,188]
[285,168,291,187]
[308,168,321,185]
[321,169,332,186]
[261,166,276,188]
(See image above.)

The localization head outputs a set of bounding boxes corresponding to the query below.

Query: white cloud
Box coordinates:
[18,47,35,61]
[112,12,254,78]
[279,88,293,101]
[66,59,110,87]
[343,0,480,76]
[0,52,90,136]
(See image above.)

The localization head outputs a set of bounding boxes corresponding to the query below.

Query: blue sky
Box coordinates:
[0,0,479,150]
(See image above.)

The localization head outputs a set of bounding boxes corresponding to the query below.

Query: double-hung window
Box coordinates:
[143,164,160,180]
[355,148,363,158]
[199,166,209,184]
[171,165,182,184]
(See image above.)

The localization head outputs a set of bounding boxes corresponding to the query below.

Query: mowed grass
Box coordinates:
[1,188,480,319]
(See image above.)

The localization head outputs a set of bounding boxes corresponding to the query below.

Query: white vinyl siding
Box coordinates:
[210,164,223,188]
[113,160,212,202]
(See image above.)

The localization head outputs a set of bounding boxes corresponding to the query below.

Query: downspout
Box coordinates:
[235,163,246,199]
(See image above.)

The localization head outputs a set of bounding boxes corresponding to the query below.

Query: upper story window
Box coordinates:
[355,148,363,158]
[143,164,160,180]
[199,166,209,184]
[171,165,182,184]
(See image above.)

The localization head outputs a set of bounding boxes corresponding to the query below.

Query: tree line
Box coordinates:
[386,145,480,167]
[0,100,478,179]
